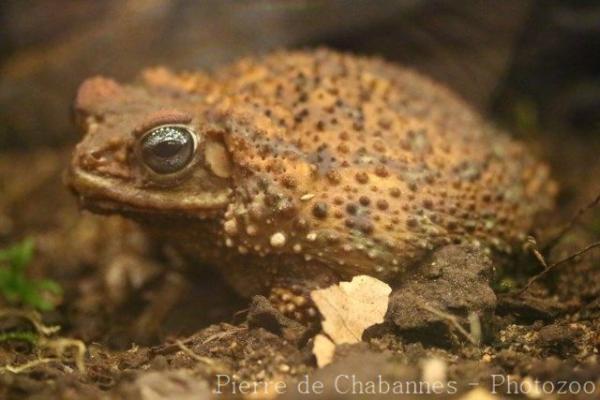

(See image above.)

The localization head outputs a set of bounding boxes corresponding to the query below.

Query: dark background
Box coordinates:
[1,0,598,150]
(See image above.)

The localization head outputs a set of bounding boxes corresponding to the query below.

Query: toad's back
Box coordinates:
[184,49,555,277]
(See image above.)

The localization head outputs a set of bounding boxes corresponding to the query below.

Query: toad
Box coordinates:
[67,49,556,321]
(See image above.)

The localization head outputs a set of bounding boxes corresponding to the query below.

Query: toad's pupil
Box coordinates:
[152,140,183,158]
[140,126,195,174]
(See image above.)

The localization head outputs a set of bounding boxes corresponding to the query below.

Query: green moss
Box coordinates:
[0,238,62,311]
[512,98,540,136]
[494,276,517,293]
[0,330,38,345]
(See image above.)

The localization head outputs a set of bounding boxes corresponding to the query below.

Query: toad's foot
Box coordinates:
[268,284,319,324]
[246,274,338,345]
[263,263,339,325]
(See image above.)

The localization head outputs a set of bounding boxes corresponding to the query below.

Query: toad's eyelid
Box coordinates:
[133,109,193,137]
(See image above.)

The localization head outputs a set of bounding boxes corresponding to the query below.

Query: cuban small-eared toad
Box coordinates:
[67,49,556,321]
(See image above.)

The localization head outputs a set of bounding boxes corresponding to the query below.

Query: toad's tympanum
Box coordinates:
[67,49,556,321]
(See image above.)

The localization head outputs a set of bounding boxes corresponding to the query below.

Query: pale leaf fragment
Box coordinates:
[459,388,498,400]
[310,275,391,345]
[313,334,336,368]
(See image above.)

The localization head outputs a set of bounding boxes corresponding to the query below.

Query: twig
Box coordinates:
[416,300,477,345]
[231,308,249,323]
[518,241,600,295]
[175,339,216,366]
[41,337,87,373]
[202,326,246,345]
[525,236,548,269]
[543,192,600,252]
[151,325,244,356]
[468,312,482,345]
[0,357,56,374]
[0,309,86,373]
[0,309,60,336]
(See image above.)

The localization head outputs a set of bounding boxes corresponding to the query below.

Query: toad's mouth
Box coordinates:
[65,167,231,218]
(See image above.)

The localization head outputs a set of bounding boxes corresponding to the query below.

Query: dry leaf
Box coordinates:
[313,334,336,368]
[421,357,447,385]
[311,275,391,345]
[131,370,211,400]
[459,388,498,400]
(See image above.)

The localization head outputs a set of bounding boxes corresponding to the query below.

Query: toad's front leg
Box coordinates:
[267,262,341,324]
[217,254,341,324]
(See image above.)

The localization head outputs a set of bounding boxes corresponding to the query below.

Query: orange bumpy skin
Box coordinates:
[67,49,556,297]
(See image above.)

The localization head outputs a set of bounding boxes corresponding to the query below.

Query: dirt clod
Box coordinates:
[387,245,496,344]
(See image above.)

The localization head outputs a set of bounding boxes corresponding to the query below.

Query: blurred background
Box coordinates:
[1,0,598,149]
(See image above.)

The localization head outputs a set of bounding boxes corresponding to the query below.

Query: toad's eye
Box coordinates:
[139,126,196,174]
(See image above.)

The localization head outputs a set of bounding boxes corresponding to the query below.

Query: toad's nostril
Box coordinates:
[78,152,105,171]
[77,151,131,180]
[74,76,123,115]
